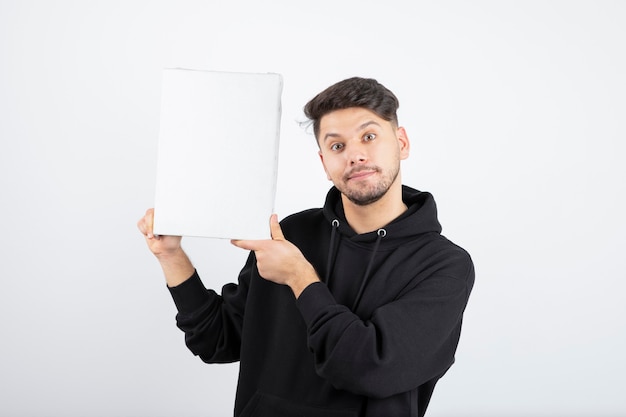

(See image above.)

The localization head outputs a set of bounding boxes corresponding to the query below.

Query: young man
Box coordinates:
[138,77,474,417]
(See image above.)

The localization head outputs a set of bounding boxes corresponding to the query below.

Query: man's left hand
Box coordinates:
[231,214,320,298]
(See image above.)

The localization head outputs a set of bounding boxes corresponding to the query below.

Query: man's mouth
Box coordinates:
[346,167,378,181]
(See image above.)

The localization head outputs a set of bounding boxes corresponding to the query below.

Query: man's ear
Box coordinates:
[318,151,332,181]
[397,127,410,160]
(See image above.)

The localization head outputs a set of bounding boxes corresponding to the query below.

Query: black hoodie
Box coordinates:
[168,185,475,417]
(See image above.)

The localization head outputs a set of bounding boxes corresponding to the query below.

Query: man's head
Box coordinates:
[305,77,409,207]
[304,77,400,143]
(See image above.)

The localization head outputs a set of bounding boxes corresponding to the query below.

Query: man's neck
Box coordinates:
[341,185,407,234]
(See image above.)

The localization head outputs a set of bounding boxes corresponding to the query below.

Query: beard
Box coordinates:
[337,163,400,206]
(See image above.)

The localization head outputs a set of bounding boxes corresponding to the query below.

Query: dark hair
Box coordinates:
[303,77,399,140]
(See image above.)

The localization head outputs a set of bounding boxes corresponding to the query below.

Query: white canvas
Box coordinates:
[153,68,283,239]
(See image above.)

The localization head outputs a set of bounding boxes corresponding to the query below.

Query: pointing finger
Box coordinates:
[231,239,263,251]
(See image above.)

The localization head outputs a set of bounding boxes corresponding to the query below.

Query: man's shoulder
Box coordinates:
[279,208,329,257]
[280,207,325,230]
[278,208,330,245]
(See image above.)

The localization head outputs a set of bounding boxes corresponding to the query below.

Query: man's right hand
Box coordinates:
[137,208,195,287]
[137,208,182,257]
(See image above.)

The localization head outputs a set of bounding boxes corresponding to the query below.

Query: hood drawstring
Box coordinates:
[352,228,386,311]
[325,220,387,311]
[325,219,340,288]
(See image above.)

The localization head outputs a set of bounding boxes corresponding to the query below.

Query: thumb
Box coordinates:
[269,214,285,240]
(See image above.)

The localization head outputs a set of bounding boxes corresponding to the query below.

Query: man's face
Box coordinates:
[317,107,410,206]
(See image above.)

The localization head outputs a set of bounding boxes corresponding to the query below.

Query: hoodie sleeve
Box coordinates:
[296,249,474,399]
[167,252,254,363]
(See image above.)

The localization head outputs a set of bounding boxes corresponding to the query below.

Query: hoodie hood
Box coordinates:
[321,185,442,245]
[320,185,444,310]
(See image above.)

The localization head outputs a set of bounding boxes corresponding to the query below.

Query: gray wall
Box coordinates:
[1,1,624,416]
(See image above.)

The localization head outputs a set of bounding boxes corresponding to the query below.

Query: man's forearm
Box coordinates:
[157,248,195,287]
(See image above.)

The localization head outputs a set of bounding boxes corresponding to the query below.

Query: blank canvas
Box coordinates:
[153,68,283,239]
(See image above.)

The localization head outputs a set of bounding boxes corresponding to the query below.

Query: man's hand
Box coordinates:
[137,208,194,287]
[137,208,183,256]
[231,214,320,298]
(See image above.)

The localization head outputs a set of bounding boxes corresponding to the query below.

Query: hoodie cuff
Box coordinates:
[167,270,212,314]
[296,281,337,327]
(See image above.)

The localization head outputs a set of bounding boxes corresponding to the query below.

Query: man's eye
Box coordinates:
[330,143,344,151]
[364,133,376,141]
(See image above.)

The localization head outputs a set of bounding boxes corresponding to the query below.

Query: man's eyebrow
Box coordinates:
[322,132,340,142]
[322,120,381,142]
[358,120,381,131]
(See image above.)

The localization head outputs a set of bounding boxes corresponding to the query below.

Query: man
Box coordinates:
[138,77,474,417]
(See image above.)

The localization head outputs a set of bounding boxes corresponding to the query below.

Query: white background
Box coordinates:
[1,1,624,416]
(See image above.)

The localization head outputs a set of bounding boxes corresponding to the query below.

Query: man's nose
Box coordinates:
[347,143,368,165]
